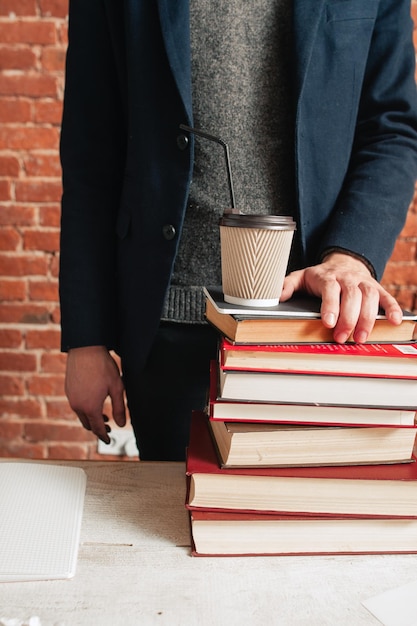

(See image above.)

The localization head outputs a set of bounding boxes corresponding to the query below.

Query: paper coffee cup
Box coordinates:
[219,213,296,307]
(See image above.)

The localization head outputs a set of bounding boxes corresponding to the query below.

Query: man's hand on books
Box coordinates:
[65,346,127,443]
[280,252,403,343]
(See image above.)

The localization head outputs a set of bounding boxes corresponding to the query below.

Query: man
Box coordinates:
[59,1,417,459]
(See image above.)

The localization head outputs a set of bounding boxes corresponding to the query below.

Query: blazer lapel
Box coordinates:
[293,0,326,105]
[157,0,193,122]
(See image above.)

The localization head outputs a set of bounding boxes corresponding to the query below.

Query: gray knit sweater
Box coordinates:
[161,0,296,323]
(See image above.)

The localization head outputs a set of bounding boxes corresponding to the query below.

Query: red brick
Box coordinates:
[0,126,59,151]
[26,328,61,349]
[0,421,23,440]
[0,351,37,372]
[0,279,26,301]
[45,399,77,420]
[49,253,60,277]
[0,180,11,200]
[41,352,66,373]
[28,278,59,302]
[0,443,48,459]
[0,74,57,98]
[24,153,61,177]
[0,227,20,251]
[39,204,61,227]
[0,97,31,123]
[41,46,66,72]
[382,263,417,285]
[0,45,37,70]
[23,229,60,252]
[0,0,37,15]
[380,264,394,283]
[0,21,57,45]
[401,210,417,237]
[0,205,36,227]
[24,422,93,443]
[0,398,43,418]
[384,286,416,312]
[0,328,22,348]
[51,305,61,324]
[39,0,68,18]
[0,374,24,395]
[33,98,63,124]
[398,292,416,311]
[27,373,65,396]
[48,444,92,460]
[0,253,48,276]
[58,23,68,46]
[0,303,52,324]
[16,180,62,203]
[0,155,20,177]
[389,239,417,263]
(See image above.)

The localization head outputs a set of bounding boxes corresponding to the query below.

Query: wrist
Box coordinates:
[68,345,108,355]
[320,247,376,278]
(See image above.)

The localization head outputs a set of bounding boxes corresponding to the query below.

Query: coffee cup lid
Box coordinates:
[219,212,296,230]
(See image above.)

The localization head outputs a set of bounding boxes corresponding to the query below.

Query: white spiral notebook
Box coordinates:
[0,463,87,582]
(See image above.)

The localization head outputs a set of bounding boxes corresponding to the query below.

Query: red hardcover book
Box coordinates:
[217,363,417,409]
[208,418,417,468]
[186,411,417,518]
[208,361,417,426]
[189,508,417,556]
[220,337,417,378]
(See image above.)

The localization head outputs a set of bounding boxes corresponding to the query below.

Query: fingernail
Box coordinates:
[334,331,349,344]
[390,311,402,324]
[354,331,368,344]
[323,313,336,327]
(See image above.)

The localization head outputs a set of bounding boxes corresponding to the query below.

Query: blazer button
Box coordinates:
[176,134,189,151]
[162,224,176,240]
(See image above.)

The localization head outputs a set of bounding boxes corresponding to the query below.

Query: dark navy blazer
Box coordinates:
[60,0,417,370]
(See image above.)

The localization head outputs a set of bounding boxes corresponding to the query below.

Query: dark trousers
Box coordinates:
[122,322,218,461]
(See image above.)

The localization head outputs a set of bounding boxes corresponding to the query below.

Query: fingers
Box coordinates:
[75,385,125,443]
[71,400,113,444]
[76,392,125,443]
[319,277,341,329]
[280,271,304,302]
[320,277,381,344]
[65,346,127,444]
[288,254,402,344]
[110,378,127,428]
[332,281,380,344]
[379,291,403,325]
[74,409,112,444]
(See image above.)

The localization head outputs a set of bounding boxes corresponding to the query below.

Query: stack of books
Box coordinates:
[185,287,417,556]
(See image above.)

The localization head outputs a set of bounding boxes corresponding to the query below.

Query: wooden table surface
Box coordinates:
[0,460,416,626]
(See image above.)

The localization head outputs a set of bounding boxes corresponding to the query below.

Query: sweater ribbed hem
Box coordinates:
[161,286,207,323]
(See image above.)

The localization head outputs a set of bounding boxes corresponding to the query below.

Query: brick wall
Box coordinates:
[382,0,417,309]
[0,0,122,459]
[1,2,417,460]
